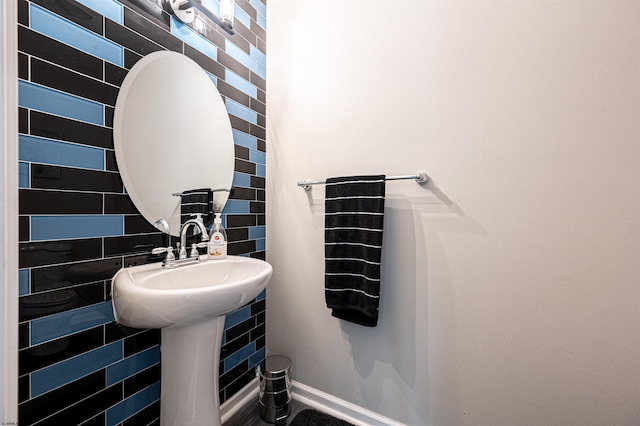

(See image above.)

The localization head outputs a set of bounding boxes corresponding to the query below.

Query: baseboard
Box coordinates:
[290,381,405,426]
[220,378,404,426]
[220,377,260,423]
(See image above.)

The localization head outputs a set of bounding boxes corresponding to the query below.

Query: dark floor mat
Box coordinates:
[289,409,355,426]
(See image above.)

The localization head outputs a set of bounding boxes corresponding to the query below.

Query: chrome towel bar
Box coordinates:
[297,171,429,191]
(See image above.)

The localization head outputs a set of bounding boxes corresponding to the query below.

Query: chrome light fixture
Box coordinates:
[162,0,235,35]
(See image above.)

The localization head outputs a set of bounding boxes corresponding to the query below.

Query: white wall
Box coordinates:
[266,1,640,425]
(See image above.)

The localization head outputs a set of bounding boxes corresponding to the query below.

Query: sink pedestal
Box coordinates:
[160,316,226,426]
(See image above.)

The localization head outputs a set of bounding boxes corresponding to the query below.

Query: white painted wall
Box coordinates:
[266,1,640,425]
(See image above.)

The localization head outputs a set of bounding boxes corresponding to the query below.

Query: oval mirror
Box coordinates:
[113,51,234,237]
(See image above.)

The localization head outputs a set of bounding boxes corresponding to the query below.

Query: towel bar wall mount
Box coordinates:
[297,171,429,191]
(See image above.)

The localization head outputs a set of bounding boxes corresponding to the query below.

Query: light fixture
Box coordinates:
[162,0,235,35]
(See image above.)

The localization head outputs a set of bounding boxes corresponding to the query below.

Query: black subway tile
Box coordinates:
[124,329,160,357]
[230,186,256,200]
[105,62,128,87]
[18,0,28,26]
[105,19,164,57]
[31,258,122,293]
[124,216,160,235]
[185,44,225,80]
[217,80,250,107]
[18,51,28,80]
[227,240,256,255]
[124,7,182,52]
[234,145,250,160]
[251,299,266,316]
[122,400,160,426]
[249,123,266,140]
[251,176,265,189]
[19,326,103,375]
[20,189,103,215]
[250,71,266,92]
[227,214,256,228]
[20,282,105,321]
[225,318,255,343]
[18,370,106,425]
[19,238,103,268]
[30,111,113,149]
[31,164,123,193]
[34,382,123,426]
[235,159,256,175]
[119,0,171,30]
[218,50,251,81]
[19,26,103,79]
[251,20,266,43]
[104,234,164,257]
[124,366,160,398]
[19,216,29,242]
[31,58,118,106]
[104,194,138,214]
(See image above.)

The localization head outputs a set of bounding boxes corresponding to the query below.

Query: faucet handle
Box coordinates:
[152,246,175,263]
[190,242,208,258]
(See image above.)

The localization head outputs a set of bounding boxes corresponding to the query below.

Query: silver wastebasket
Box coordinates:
[257,355,292,425]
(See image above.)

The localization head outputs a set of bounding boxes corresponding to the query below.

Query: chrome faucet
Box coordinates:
[179,218,209,259]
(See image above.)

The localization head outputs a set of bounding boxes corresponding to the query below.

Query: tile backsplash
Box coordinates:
[16,0,267,424]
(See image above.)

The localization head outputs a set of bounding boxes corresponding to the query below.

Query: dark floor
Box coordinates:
[224,398,311,426]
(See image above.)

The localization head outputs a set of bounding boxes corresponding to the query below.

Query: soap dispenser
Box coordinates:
[208,214,227,259]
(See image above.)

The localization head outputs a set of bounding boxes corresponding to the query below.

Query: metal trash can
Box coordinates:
[257,355,292,425]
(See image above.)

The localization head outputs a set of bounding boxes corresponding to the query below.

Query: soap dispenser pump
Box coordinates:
[208,214,227,259]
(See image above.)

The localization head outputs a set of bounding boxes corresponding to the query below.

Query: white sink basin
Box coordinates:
[111,255,272,329]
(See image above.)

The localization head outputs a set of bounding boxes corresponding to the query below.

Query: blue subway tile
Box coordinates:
[226,98,257,124]
[19,269,30,296]
[18,80,104,125]
[249,149,265,165]
[233,172,251,188]
[224,341,255,372]
[250,46,266,68]
[235,5,251,29]
[207,72,217,86]
[224,305,251,329]
[248,347,266,369]
[255,238,265,252]
[233,130,257,150]
[19,135,105,171]
[256,163,266,178]
[257,289,266,301]
[250,0,266,21]
[226,69,257,98]
[31,301,115,345]
[225,42,256,73]
[106,382,161,426]
[106,346,161,386]
[170,16,217,62]
[201,0,221,15]
[31,341,123,397]
[256,62,266,80]
[76,0,123,24]
[30,4,123,66]
[256,11,266,30]
[31,215,124,241]
[19,162,29,188]
[249,225,265,240]
[223,199,249,214]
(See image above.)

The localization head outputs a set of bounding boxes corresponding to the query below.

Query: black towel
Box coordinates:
[324,175,385,327]
[180,188,213,226]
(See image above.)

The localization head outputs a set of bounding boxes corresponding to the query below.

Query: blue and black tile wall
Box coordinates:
[16,0,267,424]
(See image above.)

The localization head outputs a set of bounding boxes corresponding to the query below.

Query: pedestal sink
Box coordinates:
[111,256,272,426]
